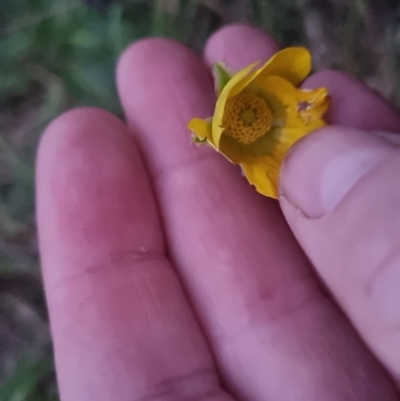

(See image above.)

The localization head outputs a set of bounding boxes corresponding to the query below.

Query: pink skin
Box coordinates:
[36,24,400,401]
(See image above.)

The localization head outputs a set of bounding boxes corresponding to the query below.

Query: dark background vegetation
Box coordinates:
[1,0,399,399]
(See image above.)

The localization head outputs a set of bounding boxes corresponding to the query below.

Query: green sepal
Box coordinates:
[213,62,234,96]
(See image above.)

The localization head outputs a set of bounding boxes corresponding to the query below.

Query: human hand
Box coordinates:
[36,24,400,400]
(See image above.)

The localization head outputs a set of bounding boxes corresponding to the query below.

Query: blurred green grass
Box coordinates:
[0,0,399,399]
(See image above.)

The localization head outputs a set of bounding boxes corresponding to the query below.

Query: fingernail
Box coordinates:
[280,127,392,218]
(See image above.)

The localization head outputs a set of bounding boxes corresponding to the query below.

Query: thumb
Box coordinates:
[279,126,400,385]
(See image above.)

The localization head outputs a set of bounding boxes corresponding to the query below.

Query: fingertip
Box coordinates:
[116,36,213,108]
[38,107,125,161]
[280,125,394,219]
[43,106,122,133]
[37,106,133,205]
[116,37,215,173]
[303,70,346,88]
[36,106,163,283]
[37,107,130,205]
[116,38,212,116]
[204,23,280,69]
[117,37,195,87]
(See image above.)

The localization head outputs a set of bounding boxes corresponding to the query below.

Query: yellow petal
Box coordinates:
[304,118,326,132]
[215,76,316,166]
[188,117,216,147]
[254,47,312,87]
[188,117,211,140]
[212,62,260,147]
[277,126,311,148]
[256,75,304,127]
[297,88,330,129]
[241,126,307,199]
[297,87,329,105]
[241,157,279,199]
[212,48,312,149]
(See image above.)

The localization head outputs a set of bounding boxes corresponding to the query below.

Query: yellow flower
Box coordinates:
[187,47,330,199]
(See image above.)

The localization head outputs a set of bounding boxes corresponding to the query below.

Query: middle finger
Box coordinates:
[117,25,396,401]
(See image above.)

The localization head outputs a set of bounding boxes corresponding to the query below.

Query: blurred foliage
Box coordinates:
[0,356,55,401]
[1,0,400,399]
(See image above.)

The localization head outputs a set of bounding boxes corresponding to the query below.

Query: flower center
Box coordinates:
[223,92,273,144]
